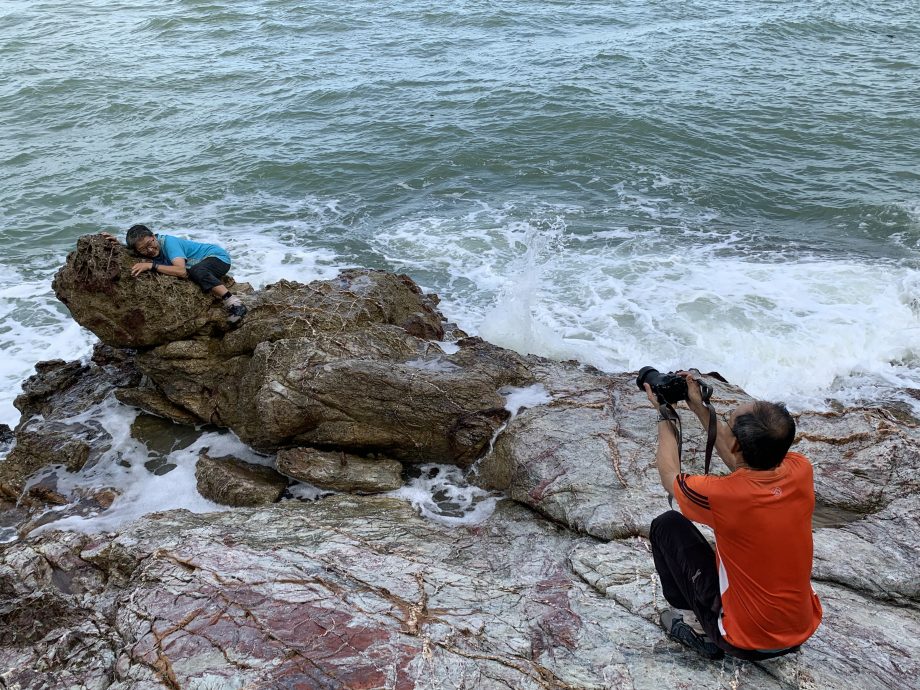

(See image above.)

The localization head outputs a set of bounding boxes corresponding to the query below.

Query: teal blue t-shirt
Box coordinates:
[156,234,231,267]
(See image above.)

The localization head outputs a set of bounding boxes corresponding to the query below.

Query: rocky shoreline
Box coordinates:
[1,235,918,689]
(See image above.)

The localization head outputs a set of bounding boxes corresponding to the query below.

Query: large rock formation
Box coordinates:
[0,234,918,688]
[2,497,917,690]
[52,235,526,464]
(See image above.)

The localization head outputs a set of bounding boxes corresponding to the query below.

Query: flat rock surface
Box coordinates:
[1,496,800,690]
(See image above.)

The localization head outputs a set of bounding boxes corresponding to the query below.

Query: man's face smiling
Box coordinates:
[135,235,160,258]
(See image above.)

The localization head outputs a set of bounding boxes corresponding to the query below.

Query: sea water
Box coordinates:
[1,0,918,531]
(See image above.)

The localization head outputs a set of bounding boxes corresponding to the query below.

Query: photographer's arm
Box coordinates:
[685,399,740,471]
[655,419,681,497]
[644,384,680,496]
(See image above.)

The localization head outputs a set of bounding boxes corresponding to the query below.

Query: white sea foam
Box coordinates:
[368,200,920,413]
[388,464,501,526]
[286,482,335,502]
[0,269,97,428]
[501,384,553,416]
[24,399,269,536]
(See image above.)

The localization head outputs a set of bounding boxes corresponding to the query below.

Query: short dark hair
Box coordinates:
[731,401,796,470]
[125,224,153,249]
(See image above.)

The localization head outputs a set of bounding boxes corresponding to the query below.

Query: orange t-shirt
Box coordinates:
[672,451,823,650]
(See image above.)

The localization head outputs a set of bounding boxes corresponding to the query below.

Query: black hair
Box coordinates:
[125,224,153,249]
[731,401,796,470]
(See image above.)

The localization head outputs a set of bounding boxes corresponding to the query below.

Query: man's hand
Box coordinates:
[677,370,705,410]
[131,262,153,277]
[643,383,660,407]
[100,232,119,243]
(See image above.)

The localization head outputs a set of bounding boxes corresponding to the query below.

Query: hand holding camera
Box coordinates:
[637,366,717,476]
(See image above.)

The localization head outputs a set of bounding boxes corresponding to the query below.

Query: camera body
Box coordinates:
[637,366,688,405]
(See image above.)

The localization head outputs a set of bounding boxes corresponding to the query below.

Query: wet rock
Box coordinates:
[13,351,140,422]
[276,447,403,493]
[114,387,202,425]
[1,419,97,503]
[13,359,90,419]
[128,413,204,459]
[0,349,140,512]
[195,451,288,507]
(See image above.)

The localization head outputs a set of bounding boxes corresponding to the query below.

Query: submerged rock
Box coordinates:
[276,447,403,493]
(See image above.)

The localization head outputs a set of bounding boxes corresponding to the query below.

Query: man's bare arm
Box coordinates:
[677,371,741,472]
[131,258,188,279]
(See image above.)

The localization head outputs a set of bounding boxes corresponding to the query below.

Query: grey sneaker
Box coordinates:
[227,303,248,324]
[660,609,725,660]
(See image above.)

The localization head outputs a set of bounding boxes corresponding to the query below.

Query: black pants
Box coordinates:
[187,257,230,293]
[649,510,799,661]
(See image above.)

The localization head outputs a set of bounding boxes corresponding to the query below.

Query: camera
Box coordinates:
[636,367,688,405]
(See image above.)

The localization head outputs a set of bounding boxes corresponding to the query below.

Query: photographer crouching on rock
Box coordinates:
[640,368,822,661]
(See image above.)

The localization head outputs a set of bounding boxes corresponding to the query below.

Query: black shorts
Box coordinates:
[187,257,230,293]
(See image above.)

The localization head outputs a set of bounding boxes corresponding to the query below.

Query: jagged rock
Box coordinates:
[231,329,524,461]
[476,360,664,539]
[217,271,445,357]
[0,429,91,501]
[13,360,89,419]
[195,451,288,507]
[52,234,233,348]
[0,354,140,501]
[276,447,403,493]
[0,424,13,452]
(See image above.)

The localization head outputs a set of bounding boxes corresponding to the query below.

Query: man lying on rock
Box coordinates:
[102,224,247,324]
[643,372,822,661]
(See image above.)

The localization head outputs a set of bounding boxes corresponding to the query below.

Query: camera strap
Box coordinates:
[699,380,717,475]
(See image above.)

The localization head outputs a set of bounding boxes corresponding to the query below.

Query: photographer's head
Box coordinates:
[729,402,796,470]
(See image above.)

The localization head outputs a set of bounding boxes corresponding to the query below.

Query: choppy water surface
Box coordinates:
[1,0,919,429]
